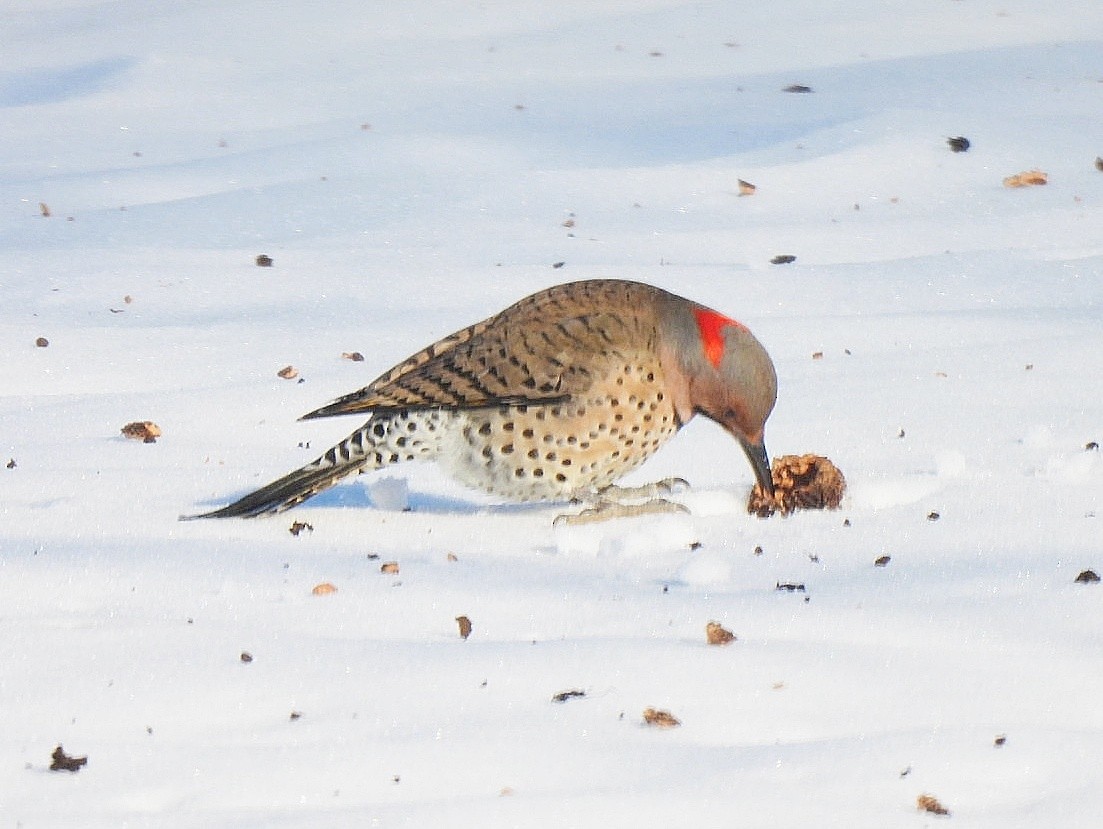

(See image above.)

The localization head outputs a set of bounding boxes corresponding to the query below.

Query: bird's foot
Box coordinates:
[553,498,689,526]
[600,477,691,501]
[552,478,692,525]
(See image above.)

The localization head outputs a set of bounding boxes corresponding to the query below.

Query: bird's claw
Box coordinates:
[654,476,691,495]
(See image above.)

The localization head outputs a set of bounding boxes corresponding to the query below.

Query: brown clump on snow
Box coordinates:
[916,793,951,816]
[1002,169,1047,187]
[121,421,162,443]
[642,708,681,728]
[49,745,87,772]
[705,621,736,646]
[747,453,846,517]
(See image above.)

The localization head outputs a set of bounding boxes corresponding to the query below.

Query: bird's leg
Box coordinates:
[552,478,691,526]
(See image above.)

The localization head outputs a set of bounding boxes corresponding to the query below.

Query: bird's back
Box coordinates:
[302,280,670,419]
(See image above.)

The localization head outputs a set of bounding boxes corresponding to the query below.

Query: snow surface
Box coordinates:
[3,1,1103,826]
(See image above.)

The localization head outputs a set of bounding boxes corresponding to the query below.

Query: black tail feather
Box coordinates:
[181,459,363,520]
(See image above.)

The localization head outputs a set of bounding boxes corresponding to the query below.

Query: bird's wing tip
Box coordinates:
[299,403,363,421]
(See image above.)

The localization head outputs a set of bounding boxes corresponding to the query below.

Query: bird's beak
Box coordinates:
[740,438,774,496]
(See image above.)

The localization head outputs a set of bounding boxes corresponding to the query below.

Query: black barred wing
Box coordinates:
[301,281,660,420]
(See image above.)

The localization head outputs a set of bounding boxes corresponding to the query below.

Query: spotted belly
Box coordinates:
[441,363,681,501]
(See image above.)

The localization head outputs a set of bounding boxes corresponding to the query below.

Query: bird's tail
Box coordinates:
[183,426,375,519]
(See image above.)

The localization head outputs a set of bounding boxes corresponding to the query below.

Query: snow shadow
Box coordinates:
[0,57,136,107]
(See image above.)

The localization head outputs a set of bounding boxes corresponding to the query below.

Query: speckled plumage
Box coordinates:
[189,279,776,518]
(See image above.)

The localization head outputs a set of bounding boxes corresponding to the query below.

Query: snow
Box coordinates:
[3,1,1102,825]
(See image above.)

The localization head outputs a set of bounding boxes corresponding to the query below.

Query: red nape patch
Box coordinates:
[693,307,746,368]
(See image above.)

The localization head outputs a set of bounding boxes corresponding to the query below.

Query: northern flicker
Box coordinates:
[187,279,776,520]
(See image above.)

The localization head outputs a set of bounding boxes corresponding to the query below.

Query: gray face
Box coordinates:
[717,325,777,442]
[653,293,777,495]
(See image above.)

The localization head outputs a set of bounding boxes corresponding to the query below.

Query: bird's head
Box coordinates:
[658,298,777,496]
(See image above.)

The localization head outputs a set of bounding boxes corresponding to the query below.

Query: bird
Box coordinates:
[187,279,776,521]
